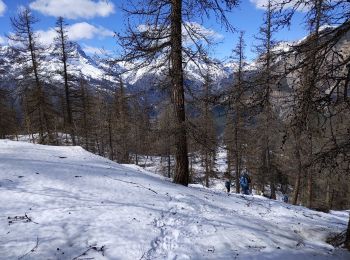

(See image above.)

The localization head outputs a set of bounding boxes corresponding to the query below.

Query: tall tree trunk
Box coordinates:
[58,18,76,146]
[80,81,89,150]
[345,213,350,250]
[118,79,129,164]
[205,151,209,187]
[325,178,331,210]
[307,169,313,208]
[292,133,302,205]
[344,64,350,100]
[168,153,171,178]
[292,161,302,205]
[108,114,114,161]
[227,147,232,178]
[235,123,240,193]
[306,131,313,208]
[171,0,189,186]
[267,142,276,200]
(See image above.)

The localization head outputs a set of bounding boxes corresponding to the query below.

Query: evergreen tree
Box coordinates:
[9,8,56,144]
[117,0,239,186]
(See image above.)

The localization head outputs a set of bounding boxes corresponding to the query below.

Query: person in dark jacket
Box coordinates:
[225,180,231,193]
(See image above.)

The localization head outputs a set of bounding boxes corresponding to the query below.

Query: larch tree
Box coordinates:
[117,0,239,186]
[226,31,247,193]
[114,78,130,164]
[253,0,281,199]
[197,72,217,188]
[8,8,55,144]
[54,17,77,145]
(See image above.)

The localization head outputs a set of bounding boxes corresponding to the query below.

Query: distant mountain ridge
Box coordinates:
[1,24,348,98]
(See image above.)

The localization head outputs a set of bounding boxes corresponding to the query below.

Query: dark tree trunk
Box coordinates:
[25,14,46,143]
[307,169,313,208]
[344,64,350,100]
[57,18,76,145]
[292,135,302,205]
[205,151,209,187]
[235,125,240,194]
[171,0,189,186]
[345,213,350,250]
[266,141,276,200]
[108,114,114,161]
[118,79,129,164]
[80,80,89,150]
[168,153,171,178]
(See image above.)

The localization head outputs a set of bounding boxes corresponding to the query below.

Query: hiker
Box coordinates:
[225,180,231,193]
[282,194,289,203]
[240,173,250,195]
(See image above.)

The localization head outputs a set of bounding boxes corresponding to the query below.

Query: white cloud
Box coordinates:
[37,22,114,45]
[68,22,114,39]
[37,29,56,45]
[29,0,115,19]
[249,0,306,11]
[0,0,6,16]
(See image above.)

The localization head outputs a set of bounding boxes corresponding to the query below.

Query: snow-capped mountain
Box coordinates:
[1,24,348,100]
[0,42,233,92]
[0,43,110,85]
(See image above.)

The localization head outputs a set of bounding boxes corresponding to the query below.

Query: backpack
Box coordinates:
[247,175,251,184]
[240,176,248,188]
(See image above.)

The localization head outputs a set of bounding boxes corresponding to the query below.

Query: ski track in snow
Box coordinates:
[0,140,349,260]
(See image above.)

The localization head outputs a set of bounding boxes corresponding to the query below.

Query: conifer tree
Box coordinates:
[9,8,55,144]
[117,0,239,186]
[54,17,77,145]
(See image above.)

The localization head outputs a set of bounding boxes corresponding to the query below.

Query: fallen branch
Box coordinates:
[8,213,39,225]
[18,237,39,259]
[25,213,39,224]
[104,175,158,194]
[72,245,105,260]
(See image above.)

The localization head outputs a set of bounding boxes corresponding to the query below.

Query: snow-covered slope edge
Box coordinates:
[0,140,349,259]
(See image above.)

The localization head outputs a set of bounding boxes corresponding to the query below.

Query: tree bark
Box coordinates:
[307,169,313,208]
[108,114,114,161]
[235,114,241,193]
[205,151,209,187]
[25,12,46,143]
[171,0,189,186]
[292,134,302,205]
[345,213,350,250]
[57,17,76,145]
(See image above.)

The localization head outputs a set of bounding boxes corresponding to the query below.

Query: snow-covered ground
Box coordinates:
[0,140,349,259]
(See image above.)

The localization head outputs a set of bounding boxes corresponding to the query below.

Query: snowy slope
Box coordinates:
[0,140,349,260]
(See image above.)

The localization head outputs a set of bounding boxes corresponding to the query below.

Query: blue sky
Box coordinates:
[0,0,308,61]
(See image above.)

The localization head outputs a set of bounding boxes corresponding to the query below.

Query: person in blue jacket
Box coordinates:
[240,173,250,195]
